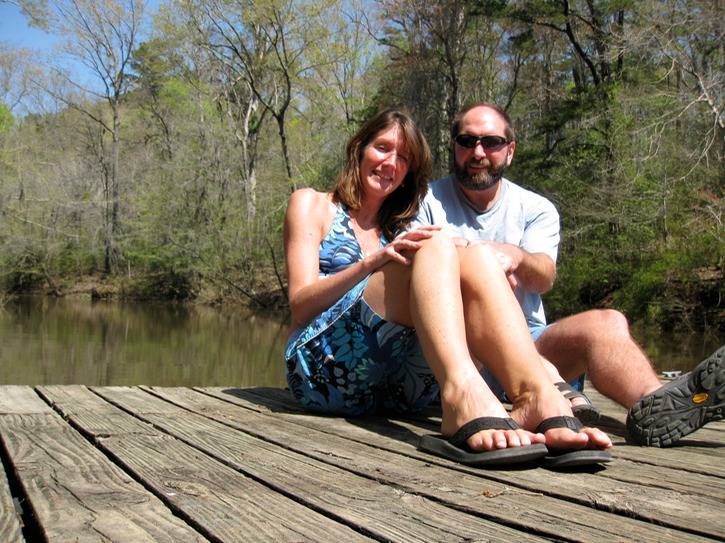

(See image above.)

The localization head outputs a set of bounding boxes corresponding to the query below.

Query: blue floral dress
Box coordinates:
[285,203,439,416]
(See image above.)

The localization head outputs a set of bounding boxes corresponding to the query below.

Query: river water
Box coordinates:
[0,296,722,387]
[0,297,290,388]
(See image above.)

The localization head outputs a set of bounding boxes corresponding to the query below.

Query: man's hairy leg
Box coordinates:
[536,309,662,409]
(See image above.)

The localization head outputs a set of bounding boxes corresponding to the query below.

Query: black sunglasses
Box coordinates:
[454,134,510,149]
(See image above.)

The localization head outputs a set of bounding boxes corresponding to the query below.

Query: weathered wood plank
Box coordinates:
[242,385,725,478]
[149,386,721,542]
[87,385,552,543]
[0,386,206,543]
[0,384,54,414]
[195,386,725,540]
[582,388,725,478]
[0,452,24,543]
[37,385,375,543]
[2,383,722,543]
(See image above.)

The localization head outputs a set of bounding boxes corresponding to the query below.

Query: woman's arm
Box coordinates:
[284,189,438,326]
[284,189,373,326]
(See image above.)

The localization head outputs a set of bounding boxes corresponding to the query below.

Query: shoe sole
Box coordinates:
[541,449,612,469]
[418,435,548,467]
[626,346,725,447]
[554,382,602,426]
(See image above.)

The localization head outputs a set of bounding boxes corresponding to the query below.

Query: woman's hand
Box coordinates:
[379,225,442,266]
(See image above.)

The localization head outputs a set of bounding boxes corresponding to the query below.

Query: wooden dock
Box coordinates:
[1,384,723,542]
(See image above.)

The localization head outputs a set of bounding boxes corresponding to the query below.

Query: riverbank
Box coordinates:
[5,264,723,333]
[9,269,289,313]
[545,265,725,333]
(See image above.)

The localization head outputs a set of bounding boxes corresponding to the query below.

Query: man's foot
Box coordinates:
[555,381,601,426]
[626,345,725,447]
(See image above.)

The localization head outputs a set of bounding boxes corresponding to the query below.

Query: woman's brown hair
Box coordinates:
[333,108,432,241]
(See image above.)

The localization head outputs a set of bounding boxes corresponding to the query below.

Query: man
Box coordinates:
[413,102,724,447]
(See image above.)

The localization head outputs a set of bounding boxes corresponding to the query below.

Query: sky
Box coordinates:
[1,2,162,50]
[1,1,161,111]
[0,3,58,52]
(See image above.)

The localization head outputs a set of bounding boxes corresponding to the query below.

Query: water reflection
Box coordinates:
[0,297,721,387]
[0,297,290,387]
[629,322,722,374]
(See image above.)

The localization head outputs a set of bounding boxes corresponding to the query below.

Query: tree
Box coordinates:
[20,0,147,274]
[302,0,380,127]
[633,0,724,181]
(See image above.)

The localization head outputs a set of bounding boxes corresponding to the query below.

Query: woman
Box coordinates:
[284,108,611,466]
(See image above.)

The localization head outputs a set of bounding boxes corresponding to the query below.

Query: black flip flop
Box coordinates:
[418,417,548,467]
[626,345,725,447]
[535,416,612,469]
[555,381,601,426]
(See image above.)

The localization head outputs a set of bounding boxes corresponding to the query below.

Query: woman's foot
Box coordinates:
[439,370,546,452]
[510,383,612,452]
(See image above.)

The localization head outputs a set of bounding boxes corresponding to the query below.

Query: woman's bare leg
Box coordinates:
[364,232,543,451]
[457,243,610,450]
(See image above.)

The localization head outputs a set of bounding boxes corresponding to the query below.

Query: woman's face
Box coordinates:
[359,125,410,198]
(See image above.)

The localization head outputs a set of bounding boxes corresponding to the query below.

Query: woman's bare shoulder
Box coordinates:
[288,188,334,214]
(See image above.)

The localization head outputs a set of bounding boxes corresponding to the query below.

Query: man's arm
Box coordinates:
[492,186,560,294]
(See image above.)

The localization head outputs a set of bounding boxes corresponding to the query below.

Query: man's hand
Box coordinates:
[484,240,555,293]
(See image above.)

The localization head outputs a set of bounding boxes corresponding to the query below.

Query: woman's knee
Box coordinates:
[418,230,457,255]
[459,243,506,287]
[462,242,500,267]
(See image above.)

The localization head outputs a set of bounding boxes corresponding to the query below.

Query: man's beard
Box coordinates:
[453,158,506,191]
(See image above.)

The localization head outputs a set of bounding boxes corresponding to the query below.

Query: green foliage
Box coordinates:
[0,247,47,293]
[0,0,722,330]
[0,104,14,133]
[612,257,671,319]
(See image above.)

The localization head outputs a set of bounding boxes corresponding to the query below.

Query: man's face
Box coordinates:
[453,106,515,191]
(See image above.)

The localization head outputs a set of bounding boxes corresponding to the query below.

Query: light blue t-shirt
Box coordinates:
[412,175,560,328]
